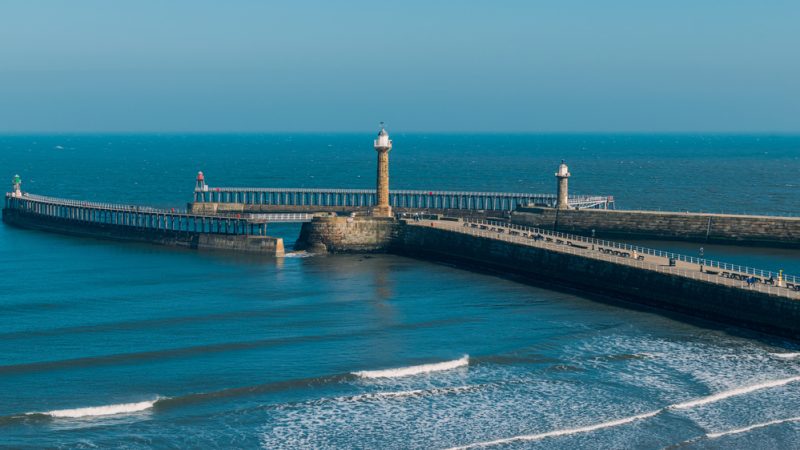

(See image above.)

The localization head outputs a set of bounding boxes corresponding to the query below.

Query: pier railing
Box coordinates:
[17,193,185,214]
[246,213,314,222]
[195,187,614,211]
[4,193,270,236]
[459,218,800,290]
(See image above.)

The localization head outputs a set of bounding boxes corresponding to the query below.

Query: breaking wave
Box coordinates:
[707,416,800,438]
[450,375,800,448]
[353,356,469,379]
[770,352,800,360]
[668,376,800,410]
[32,398,161,419]
[447,410,660,449]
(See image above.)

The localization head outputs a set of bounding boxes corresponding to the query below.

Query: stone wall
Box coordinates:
[295,216,399,253]
[2,208,284,256]
[196,234,284,255]
[512,207,800,248]
[395,222,800,339]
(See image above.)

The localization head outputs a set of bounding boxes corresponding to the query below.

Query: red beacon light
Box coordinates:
[196,171,208,192]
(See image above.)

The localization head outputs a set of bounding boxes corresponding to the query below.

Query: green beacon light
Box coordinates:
[11,174,22,197]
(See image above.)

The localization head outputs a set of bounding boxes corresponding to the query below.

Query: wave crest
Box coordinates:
[450,375,800,448]
[353,356,469,379]
[35,399,161,419]
[669,376,800,410]
[707,416,800,438]
[447,410,659,449]
[770,352,800,360]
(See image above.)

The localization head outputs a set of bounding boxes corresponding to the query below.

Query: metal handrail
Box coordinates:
[467,218,799,285]
[196,187,613,210]
[247,213,314,222]
[6,193,244,221]
[200,186,607,199]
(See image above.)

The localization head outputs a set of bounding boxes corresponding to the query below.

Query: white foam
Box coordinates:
[447,410,660,449]
[707,416,800,438]
[339,385,480,402]
[449,375,800,448]
[353,356,469,379]
[770,352,800,360]
[39,399,159,418]
[669,376,800,410]
[283,251,314,258]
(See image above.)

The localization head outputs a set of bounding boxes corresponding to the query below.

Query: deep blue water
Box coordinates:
[1,134,800,449]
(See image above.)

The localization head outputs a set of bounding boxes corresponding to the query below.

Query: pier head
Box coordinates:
[295,123,400,252]
[11,174,22,198]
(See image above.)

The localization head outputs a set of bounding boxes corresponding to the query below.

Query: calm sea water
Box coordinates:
[1,134,799,449]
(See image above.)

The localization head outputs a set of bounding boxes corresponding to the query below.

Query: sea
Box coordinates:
[0,134,799,449]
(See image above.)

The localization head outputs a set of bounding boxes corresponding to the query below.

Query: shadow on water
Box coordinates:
[391,251,800,349]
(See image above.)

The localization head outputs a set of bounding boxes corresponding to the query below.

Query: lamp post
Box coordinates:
[699,247,705,272]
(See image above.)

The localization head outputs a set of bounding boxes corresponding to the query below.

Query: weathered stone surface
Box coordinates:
[512,207,800,248]
[295,216,398,253]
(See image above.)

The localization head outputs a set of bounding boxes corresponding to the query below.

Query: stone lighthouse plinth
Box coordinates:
[555,161,570,209]
[373,123,393,217]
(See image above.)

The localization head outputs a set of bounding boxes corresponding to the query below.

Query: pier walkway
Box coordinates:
[410,218,800,300]
[194,186,614,211]
[4,193,279,235]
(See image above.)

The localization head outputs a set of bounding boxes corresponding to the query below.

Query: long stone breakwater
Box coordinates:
[394,218,800,339]
[513,206,800,248]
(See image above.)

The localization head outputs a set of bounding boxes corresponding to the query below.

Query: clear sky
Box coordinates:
[1,0,798,133]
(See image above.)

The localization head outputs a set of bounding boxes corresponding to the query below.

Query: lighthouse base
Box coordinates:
[372,205,393,218]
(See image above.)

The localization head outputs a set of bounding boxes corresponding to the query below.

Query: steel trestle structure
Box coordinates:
[4,193,275,235]
[194,187,614,211]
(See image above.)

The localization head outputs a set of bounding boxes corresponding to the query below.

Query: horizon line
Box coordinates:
[1,130,799,136]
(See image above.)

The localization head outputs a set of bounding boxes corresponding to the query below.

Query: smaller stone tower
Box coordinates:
[555,161,570,209]
[373,123,393,217]
[11,174,22,198]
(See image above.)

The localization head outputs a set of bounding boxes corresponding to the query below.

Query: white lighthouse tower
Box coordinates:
[373,122,393,217]
[555,161,571,209]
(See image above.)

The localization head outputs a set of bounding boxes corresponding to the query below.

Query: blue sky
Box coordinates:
[0,0,798,132]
